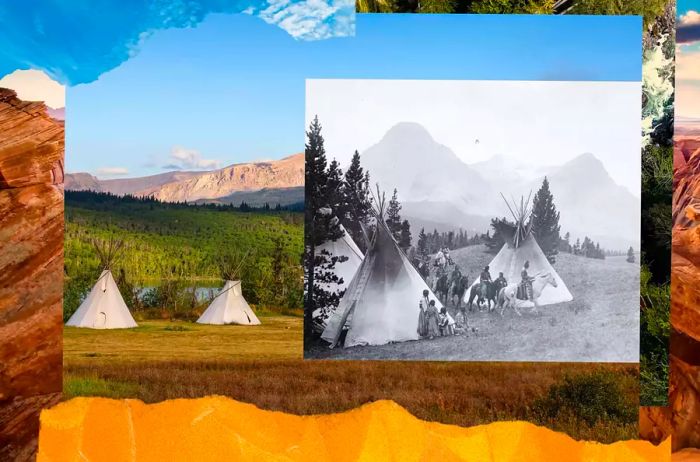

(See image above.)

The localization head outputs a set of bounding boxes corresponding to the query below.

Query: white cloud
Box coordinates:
[169,146,220,170]
[0,69,65,108]
[681,10,700,26]
[677,46,700,78]
[253,0,354,40]
[676,47,700,119]
[96,167,129,177]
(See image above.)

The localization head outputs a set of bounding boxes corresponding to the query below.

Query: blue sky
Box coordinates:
[66,13,641,177]
[679,0,694,16]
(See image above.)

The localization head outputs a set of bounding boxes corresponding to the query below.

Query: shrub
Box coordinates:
[533,371,637,427]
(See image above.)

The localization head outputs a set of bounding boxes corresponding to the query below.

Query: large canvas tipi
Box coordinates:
[466,194,573,306]
[315,223,364,294]
[322,191,443,348]
[66,238,138,329]
[196,280,260,325]
[197,250,260,325]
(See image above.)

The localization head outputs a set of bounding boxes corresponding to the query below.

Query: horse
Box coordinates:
[434,272,450,304]
[416,258,431,281]
[467,279,505,312]
[497,271,558,316]
[450,274,469,310]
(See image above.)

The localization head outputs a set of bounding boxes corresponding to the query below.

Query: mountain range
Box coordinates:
[65,153,304,207]
[359,122,640,251]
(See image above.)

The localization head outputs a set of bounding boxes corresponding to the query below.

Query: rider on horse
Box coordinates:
[518,260,535,300]
[443,247,452,264]
[450,265,462,283]
[480,265,492,284]
[495,272,507,289]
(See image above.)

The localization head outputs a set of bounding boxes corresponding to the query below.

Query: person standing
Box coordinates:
[426,300,440,339]
[417,289,430,337]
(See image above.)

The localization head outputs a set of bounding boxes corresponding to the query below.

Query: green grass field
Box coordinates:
[64,317,302,365]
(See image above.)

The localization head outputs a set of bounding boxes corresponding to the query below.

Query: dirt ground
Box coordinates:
[307,245,639,362]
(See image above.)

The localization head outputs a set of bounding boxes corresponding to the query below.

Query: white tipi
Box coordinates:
[466,193,573,306]
[66,237,138,329]
[196,280,260,325]
[322,189,443,348]
[197,250,260,325]
[315,223,364,294]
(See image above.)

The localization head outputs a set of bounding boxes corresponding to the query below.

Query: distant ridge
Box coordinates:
[65,153,304,207]
[359,122,639,251]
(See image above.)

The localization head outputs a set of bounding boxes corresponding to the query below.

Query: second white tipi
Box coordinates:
[197,280,260,325]
[466,193,573,307]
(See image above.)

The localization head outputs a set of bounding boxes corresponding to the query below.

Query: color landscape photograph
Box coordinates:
[61,12,307,398]
[3,11,643,446]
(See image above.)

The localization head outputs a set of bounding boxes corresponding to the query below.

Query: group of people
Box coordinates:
[417,289,458,339]
[478,260,535,301]
[417,259,538,341]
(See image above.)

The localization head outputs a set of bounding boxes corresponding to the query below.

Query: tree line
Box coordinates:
[481,177,635,263]
[305,116,378,343]
[66,189,304,213]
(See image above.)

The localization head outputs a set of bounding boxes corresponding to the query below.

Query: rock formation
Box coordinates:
[640,132,700,453]
[65,152,304,205]
[0,88,63,461]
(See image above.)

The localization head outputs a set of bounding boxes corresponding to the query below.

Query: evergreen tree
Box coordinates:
[582,237,592,257]
[558,231,572,253]
[303,116,343,345]
[399,219,412,250]
[627,246,636,263]
[485,217,515,253]
[417,227,428,257]
[385,188,403,242]
[343,151,372,252]
[573,238,581,255]
[530,177,561,264]
[326,159,344,218]
[431,229,440,253]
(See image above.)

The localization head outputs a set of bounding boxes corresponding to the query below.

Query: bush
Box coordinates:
[533,371,637,427]
[141,281,208,321]
[63,274,95,322]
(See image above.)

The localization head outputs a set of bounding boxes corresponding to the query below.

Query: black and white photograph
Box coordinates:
[304,78,641,362]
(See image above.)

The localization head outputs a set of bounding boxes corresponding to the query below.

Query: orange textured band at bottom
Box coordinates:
[38,396,670,461]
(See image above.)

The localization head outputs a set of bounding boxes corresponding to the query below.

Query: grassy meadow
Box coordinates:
[63,318,302,364]
[64,338,639,444]
[308,245,639,362]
